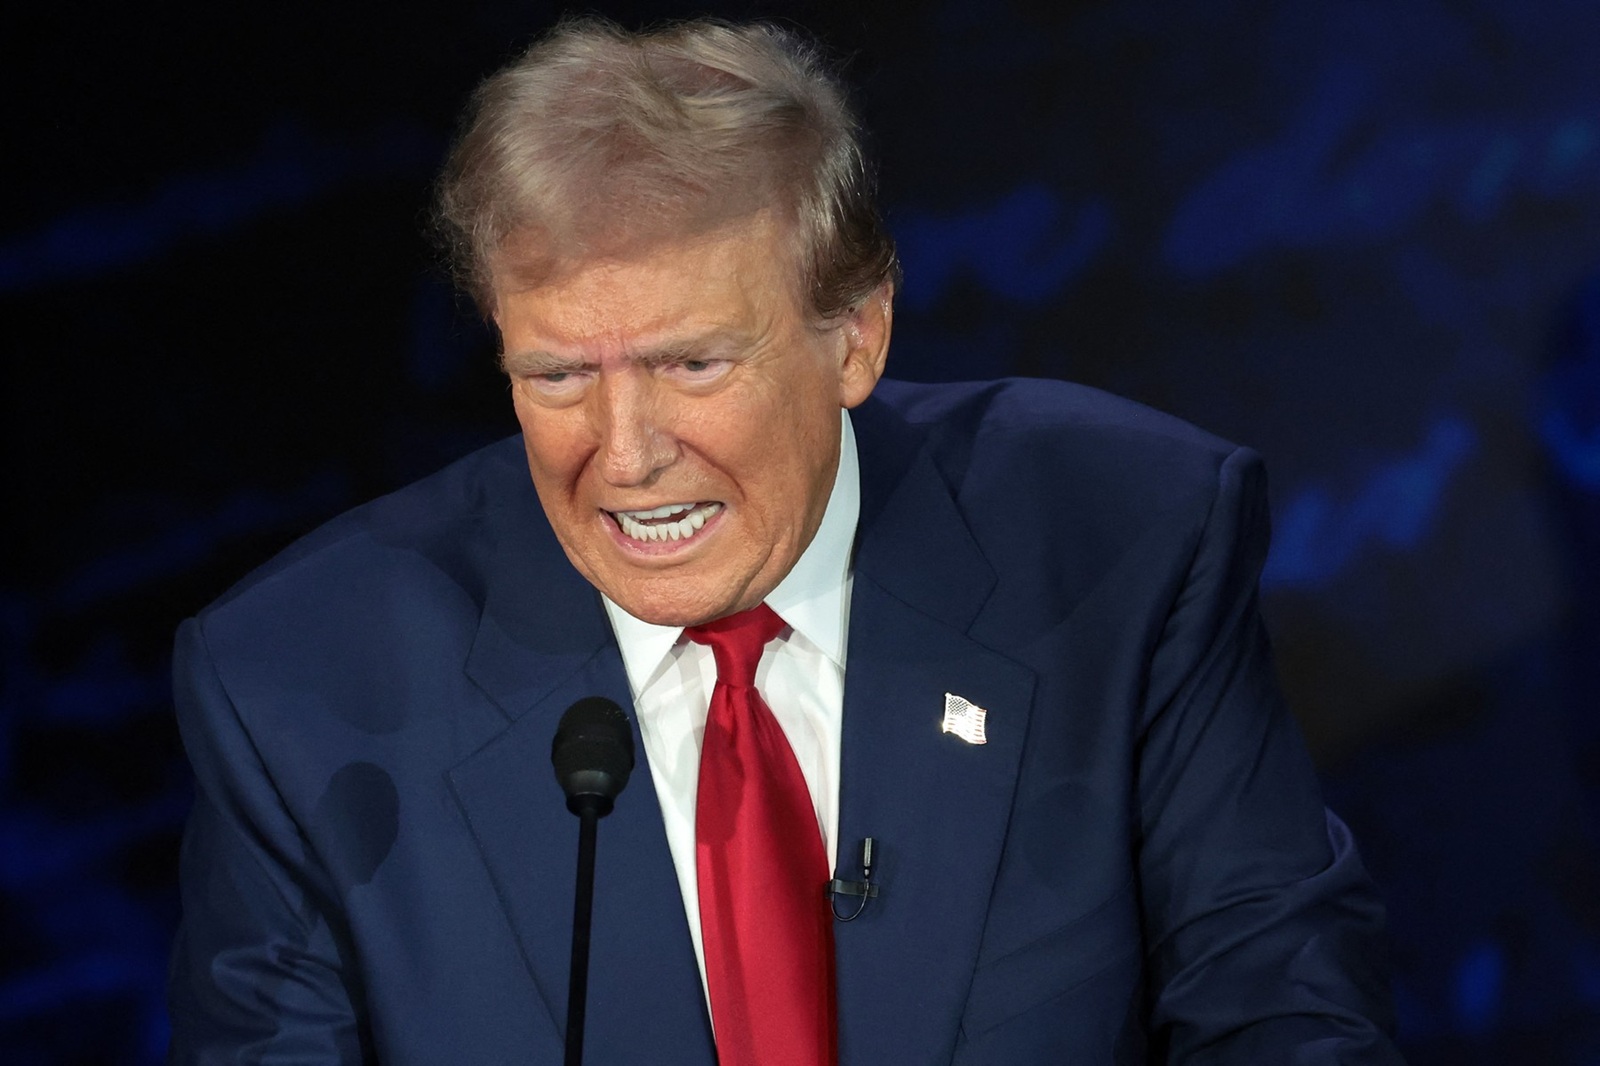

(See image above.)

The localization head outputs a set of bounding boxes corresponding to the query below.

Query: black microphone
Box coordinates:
[551,697,634,1066]
[552,696,634,815]
[828,836,882,922]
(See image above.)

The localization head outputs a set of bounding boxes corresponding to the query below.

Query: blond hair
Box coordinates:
[433,17,899,318]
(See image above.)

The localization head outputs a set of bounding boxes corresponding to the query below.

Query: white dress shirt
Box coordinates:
[601,411,859,999]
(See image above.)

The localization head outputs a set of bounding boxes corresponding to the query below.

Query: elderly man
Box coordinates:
[167,17,1402,1065]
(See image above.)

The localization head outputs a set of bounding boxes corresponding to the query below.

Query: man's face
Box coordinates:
[494,215,890,627]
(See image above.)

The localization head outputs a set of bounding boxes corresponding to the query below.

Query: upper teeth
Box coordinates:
[617,503,696,520]
[613,502,721,544]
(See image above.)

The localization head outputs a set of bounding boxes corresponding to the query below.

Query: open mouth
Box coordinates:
[609,501,723,545]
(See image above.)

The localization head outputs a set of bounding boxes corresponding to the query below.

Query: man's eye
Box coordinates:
[666,358,727,380]
[522,368,593,400]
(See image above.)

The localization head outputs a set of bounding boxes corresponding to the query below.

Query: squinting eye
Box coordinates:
[521,368,593,401]
[667,358,727,380]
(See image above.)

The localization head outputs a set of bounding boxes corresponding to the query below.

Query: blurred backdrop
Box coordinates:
[4,1,1599,1061]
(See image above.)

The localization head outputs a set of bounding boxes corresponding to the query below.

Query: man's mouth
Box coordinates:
[609,501,723,545]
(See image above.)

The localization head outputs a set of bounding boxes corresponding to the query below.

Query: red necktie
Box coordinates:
[689,604,838,1066]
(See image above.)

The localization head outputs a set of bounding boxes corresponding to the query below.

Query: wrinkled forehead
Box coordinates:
[489,207,808,313]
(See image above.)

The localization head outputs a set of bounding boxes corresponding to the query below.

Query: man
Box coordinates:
[168,17,1403,1064]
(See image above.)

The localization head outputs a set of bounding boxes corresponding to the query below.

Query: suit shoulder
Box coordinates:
[199,434,533,626]
[874,377,1253,504]
[869,381,1270,646]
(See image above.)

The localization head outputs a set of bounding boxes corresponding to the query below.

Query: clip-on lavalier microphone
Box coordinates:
[827,837,881,921]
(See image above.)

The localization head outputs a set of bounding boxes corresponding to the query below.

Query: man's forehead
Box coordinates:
[493,221,807,351]
[493,211,802,304]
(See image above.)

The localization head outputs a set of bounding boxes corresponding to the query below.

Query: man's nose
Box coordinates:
[592,371,679,487]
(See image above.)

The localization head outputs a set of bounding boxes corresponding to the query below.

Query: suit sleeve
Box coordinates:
[166,616,373,1064]
[1135,447,1404,1064]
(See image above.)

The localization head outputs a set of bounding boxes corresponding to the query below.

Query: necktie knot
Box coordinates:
[685,603,785,687]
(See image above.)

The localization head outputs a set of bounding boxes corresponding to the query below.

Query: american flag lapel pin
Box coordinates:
[941,692,989,745]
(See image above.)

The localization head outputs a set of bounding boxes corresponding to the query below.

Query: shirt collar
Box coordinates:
[602,410,860,694]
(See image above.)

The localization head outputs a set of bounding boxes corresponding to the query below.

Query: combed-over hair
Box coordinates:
[433,17,899,319]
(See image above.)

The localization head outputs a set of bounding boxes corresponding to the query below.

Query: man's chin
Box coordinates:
[602,573,763,629]
[614,595,744,629]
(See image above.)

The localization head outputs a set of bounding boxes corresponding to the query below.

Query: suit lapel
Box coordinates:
[449,492,715,1063]
[834,397,1037,1064]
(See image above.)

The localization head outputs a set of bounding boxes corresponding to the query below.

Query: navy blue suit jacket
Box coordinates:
[168,379,1402,1063]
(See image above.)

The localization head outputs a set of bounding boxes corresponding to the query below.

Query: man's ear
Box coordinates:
[837,283,894,409]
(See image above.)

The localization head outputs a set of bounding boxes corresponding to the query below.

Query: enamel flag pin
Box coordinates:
[941,692,989,745]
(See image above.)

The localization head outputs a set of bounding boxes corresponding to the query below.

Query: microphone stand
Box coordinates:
[565,799,602,1066]
[551,695,633,1066]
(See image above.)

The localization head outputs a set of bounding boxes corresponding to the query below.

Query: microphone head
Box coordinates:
[551,696,635,816]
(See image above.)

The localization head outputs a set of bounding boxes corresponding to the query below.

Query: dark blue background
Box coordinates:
[4,1,1599,1061]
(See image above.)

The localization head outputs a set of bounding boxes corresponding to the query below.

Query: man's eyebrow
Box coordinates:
[632,329,748,366]
[499,349,590,375]
[500,329,752,374]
